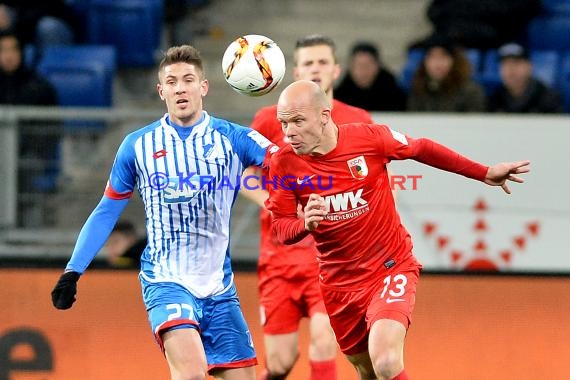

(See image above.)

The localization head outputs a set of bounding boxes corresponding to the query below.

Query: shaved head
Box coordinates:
[278,80,330,112]
[276,80,337,155]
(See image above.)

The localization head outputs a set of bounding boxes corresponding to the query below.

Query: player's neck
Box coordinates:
[168,110,204,128]
[310,123,338,156]
[326,90,334,106]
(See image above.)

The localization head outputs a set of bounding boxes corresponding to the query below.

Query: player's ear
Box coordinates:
[200,79,209,97]
[157,83,165,101]
[292,66,300,80]
[332,63,341,81]
[321,108,331,126]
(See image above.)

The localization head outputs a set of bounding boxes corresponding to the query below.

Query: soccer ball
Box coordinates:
[221,34,286,96]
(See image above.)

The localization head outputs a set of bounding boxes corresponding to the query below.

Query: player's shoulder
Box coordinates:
[338,121,392,142]
[272,142,294,156]
[251,104,279,131]
[332,99,373,123]
[209,114,250,137]
[254,104,278,118]
[270,143,296,165]
[209,114,274,152]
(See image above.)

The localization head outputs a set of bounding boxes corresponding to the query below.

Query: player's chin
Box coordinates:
[173,107,194,120]
[290,144,305,155]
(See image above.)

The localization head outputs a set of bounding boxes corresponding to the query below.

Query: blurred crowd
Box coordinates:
[1,0,568,228]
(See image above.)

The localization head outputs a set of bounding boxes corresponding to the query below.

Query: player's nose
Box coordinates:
[175,83,186,94]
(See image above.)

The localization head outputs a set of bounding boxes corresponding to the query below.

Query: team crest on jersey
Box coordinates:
[203,143,214,158]
[347,156,368,179]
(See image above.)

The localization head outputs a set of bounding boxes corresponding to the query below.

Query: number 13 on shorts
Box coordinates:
[369,264,420,328]
[380,274,408,304]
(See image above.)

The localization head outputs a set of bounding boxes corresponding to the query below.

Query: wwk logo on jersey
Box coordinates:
[324,189,369,221]
[347,156,368,180]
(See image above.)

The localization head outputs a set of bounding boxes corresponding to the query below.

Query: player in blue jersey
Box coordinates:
[51,45,276,380]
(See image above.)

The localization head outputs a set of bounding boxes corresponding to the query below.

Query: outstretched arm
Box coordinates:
[410,138,489,181]
[409,138,530,193]
[239,166,269,208]
[484,160,530,194]
[52,196,129,310]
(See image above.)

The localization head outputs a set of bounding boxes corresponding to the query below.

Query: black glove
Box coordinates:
[51,271,81,310]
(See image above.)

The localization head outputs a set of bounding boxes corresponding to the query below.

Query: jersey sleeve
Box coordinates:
[104,134,138,199]
[227,123,278,169]
[65,196,129,273]
[66,134,140,273]
[265,153,310,244]
[371,124,416,161]
[372,124,488,181]
[250,107,275,135]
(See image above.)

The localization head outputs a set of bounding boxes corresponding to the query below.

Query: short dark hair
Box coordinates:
[158,45,205,79]
[294,34,337,63]
[350,42,380,62]
[422,35,456,56]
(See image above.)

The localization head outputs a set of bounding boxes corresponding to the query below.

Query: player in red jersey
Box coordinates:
[266,80,530,380]
[242,35,373,380]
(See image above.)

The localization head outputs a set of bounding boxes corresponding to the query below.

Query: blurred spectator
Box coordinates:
[0,30,56,104]
[0,0,79,64]
[334,41,406,111]
[407,38,486,112]
[488,43,565,114]
[0,29,60,226]
[105,220,146,268]
[411,0,541,50]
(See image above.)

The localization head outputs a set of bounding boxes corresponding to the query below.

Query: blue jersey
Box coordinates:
[66,112,274,298]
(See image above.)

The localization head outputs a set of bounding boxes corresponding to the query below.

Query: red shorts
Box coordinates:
[322,258,421,355]
[258,272,326,335]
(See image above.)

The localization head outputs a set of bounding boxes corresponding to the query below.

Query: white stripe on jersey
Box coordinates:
[135,113,244,298]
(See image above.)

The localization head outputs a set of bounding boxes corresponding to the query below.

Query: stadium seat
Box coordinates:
[541,0,570,15]
[465,49,482,74]
[398,49,424,92]
[478,49,560,95]
[474,50,501,96]
[86,0,163,67]
[559,53,570,112]
[527,16,570,51]
[530,50,560,87]
[37,45,116,133]
[36,45,116,107]
[65,0,90,41]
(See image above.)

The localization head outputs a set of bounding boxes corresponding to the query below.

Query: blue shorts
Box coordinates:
[141,277,257,370]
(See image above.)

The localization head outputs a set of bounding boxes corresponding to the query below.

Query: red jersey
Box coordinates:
[267,123,488,289]
[251,100,372,276]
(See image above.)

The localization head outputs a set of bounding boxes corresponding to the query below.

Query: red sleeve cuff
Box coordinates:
[272,216,310,245]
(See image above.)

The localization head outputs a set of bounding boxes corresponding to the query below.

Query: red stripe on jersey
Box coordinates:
[104,181,133,200]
